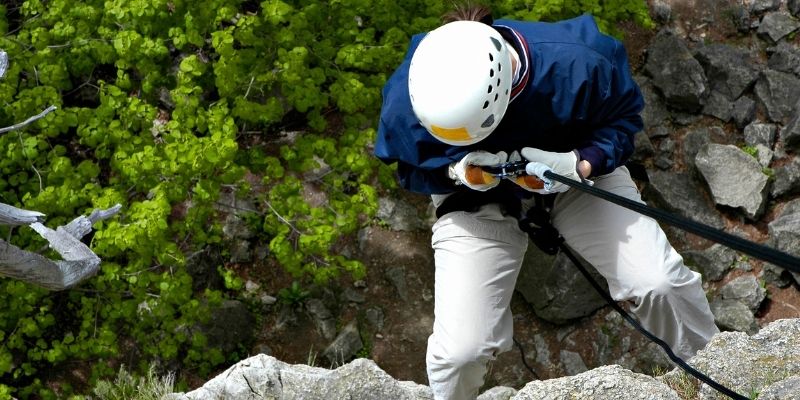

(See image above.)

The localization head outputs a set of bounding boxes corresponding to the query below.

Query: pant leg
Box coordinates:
[550,167,719,360]
[427,203,529,400]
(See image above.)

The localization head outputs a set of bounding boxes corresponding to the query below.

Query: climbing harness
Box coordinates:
[483,163,800,400]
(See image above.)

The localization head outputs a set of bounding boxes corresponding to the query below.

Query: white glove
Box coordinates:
[448,151,508,191]
[520,148,588,194]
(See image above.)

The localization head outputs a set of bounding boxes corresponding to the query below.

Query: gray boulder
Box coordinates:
[631,131,655,162]
[559,350,588,376]
[754,70,800,123]
[695,144,770,219]
[635,76,671,129]
[757,11,800,43]
[645,31,709,112]
[650,0,672,24]
[322,320,364,366]
[782,113,800,151]
[771,158,800,198]
[682,243,735,281]
[514,365,679,400]
[694,44,759,100]
[643,170,725,230]
[516,245,608,324]
[656,138,676,170]
[743,121,777,147]
[719,275,767,311]
[791,0,800,17]
[681,127,713,170]
[710,298,758,334]
[730,96,757,129]
[750,0,781,14]
[305,298,337,340]
[761,263,796,288]
[766,199,800,275]
[755,144,774,167]
[170,355,433,400]
[702,91,733,122]
[767,42,800,77]
[377,197,427,232]
[477,386,517,400]
[674,319,800,399]
[758,375,800,399]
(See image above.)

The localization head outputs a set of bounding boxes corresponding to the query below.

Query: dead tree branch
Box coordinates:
[0,105,58,134]
[0,203,122,290]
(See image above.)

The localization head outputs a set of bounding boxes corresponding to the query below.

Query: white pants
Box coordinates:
[426,167,719,400]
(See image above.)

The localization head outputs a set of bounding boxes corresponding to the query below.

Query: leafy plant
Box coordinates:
[277,281,311,306]
[741,145,759,158]
[218,265,245,291]
[494,0,654,37]
[0,0,653,397]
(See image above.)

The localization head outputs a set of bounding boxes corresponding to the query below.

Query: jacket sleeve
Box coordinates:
[577,36,644,177]
[373,34,465,195]
[375,106,462,194]
[396,161,458,194]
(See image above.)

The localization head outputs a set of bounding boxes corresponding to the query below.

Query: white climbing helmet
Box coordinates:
[408,21,513,146]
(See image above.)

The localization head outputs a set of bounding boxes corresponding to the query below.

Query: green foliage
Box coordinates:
[277,281,311,305]
[494,0,655,37]
[742,145,759,158]
[0,0,653,397]
[219,265,245,291]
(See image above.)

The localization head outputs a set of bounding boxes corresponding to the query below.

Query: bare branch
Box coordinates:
[0,204,122,290]
[62,203,122,239]
[265,201,302,235]
[0,105,58,134]
[0,202,45,226]
[0,51,7,79]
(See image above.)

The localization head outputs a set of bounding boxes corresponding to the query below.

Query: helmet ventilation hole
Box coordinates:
[497,78,501,86]
[489,53,494,62]
[488,85,493,93]
[482,101,489,109]
[481,114,495,128]
[490,69,494,77]
[490,37,502,51]
[498,63,502,71]
[494,93,498,101]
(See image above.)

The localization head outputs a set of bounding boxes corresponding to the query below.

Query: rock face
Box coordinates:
[515,247,608,324]
[515,365,679,400]
[663,319,800,399]
[169,319,800,400]
[168,356,433,400]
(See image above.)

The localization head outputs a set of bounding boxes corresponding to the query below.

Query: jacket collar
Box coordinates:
[494,25,530,103]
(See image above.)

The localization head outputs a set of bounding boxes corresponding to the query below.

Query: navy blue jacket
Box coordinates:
[374,15,644,195]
